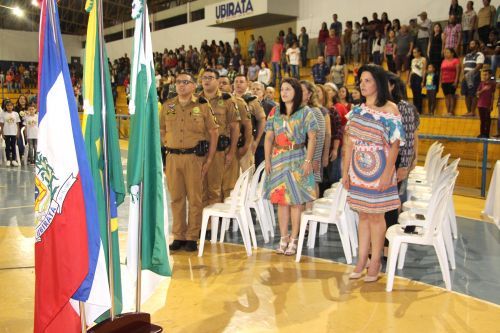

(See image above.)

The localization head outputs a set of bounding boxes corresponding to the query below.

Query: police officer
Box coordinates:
[160,71,219,252]
[218,75,253,199]
[199,68,240,207]
[233,74,266,171]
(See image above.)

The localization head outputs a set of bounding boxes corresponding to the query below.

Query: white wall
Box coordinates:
[105,19,235,61]
[0,29,83,63]
[296,0,451,37]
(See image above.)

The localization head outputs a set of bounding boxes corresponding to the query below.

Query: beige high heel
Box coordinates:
[284,237,298,256]
[276,235,289,254]
[364,263,382,283]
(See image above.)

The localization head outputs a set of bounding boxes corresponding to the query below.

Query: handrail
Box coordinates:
[418,134,500,196]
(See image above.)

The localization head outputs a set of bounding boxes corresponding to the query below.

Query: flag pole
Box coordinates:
[79,302,87,333]
[97,0,115,321]
[135,1,148,313]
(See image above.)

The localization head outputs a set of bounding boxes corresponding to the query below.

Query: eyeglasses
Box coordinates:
[175,80,194,85]
[201,76,216,81]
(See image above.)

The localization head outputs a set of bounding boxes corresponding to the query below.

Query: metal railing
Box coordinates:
[418,134,500,197]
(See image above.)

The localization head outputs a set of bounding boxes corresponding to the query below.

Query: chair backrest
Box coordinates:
[327,183,345,219]
[247,162,265,202]
[239,165,255,206]
[228,166,253,210]
[429,153,450,185]
[426,145,444,174]
[423,141,439,169]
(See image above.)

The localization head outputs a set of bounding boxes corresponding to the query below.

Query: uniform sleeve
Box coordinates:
[265,107,276,132]
[250,100,266,120]
[159,103,167,134]
[202,103,219,131]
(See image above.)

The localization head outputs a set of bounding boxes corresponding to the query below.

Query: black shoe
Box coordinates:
[169,240,186,251]
[184,240,198,252]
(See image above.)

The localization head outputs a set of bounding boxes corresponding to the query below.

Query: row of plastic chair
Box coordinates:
[198,162,277,256]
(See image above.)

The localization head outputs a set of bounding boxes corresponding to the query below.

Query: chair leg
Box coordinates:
[232,218,239,232]
[235,213,252,256]
[397,243,408,270]
[256,201,270,243]
[295,216,309,262]
[245,207,258,249]
[336,222,352,264]
[198,211,210,257]
[434,236,452,290]
[442,221,456,270]
[307,221,318,249]
[385,239,401,292]
[219,218,230,243]
[265,200,275,237]
[210,216,219,243]
[448,198,458,239]
[346,209,358,257]
[319,223,328,235]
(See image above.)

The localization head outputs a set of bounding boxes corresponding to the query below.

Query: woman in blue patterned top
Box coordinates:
[342,65,405,282]
[264,78,318,256]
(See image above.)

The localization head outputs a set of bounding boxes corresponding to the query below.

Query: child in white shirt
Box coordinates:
[24,104,38,165]
[0,100,20,166]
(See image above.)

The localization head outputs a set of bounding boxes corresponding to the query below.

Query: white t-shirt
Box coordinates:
[286,47,301,65]
[155,74,161,88]
[258,68,271,85]
[24,114,38,139]
[462,10,477,31]
[0,111,20,136]
[417,18,432,39]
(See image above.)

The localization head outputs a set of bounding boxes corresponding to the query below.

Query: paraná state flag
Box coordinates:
[126,0,172,307]
[34,0,109,332]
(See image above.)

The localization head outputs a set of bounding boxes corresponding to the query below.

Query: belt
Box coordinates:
[166,147,196,154]
[274,143,305,151]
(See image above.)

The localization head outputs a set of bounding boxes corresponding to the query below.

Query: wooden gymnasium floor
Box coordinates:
[1,162,500,332]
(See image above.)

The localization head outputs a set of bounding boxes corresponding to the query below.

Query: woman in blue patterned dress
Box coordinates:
[264,78,318,255]
[342,65,405,282]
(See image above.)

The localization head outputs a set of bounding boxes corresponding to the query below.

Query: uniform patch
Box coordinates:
[192,107,201,114]
[218,100,225,107]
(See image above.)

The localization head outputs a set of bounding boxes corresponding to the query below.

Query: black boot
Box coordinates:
[184,240,198,252]
[169,240,186,251]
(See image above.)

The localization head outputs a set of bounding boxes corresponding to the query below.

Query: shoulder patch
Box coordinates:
[221,92,232,100]
[198,96,208,104]
[242,94,257,103]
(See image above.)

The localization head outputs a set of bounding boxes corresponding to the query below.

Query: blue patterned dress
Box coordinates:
[263,106,318,205]
[345,105,405,213]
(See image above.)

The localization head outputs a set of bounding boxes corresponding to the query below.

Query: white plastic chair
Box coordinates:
[385,182,453,292]
[0,136,6,166]
[244,162,274,244]
[410,142,441,175]
[296,184,352,264]
[399,170,459,270]
[21,127,28,166]
[408,153,449,187]
[199,167,254,257]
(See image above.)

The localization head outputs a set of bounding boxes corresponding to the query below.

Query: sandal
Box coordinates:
[276,235,289,254]
[284,237,298,256]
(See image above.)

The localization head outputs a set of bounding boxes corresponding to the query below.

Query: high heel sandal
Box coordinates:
[276,235,289,254]
[364,263,382,283]
[284,237,298,256]
[349,270,364,279]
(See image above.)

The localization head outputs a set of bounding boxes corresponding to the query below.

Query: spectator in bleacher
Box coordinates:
[271,37,284,87]
[330,14,342,37]
[286,42,301,79]
[372,30,385,65]
[350,86,363,106]
[381,12,391,36]
[395,25,414,77]
[257,62,272,87]
[392,19,401,36]
[227,63,237,83]
[425,63,439,115]
[312,56,329,84]
[477,69,496,137]
[485,30,500,75]
[416,11,432,58]
[462,1,477,55]
[352,22,361,63]
[286,27,298,47]
[329,56,348,88]
[256,36,266,65]
[343,22,353,64]
[281,43,290,77]
[278,30,285,45]
[462,40,485,116]
[231,51,242,72]
[443,15,462,54]
[318,22,329,58]
[450,0,464,22]
[440,47,461,116]
[408,47,427,114]
[325,29,342,68]
[0,70,4,90]
[368,13,382,55]
[428,23,444,78]
[338,86,352,113]
[247,58,260,82]
[14,71,22,93]
[238,59,246,76]
[247,34,256,59]
[233,38,241,55]
[477,0,497,44]
[385,30,397,73]
[299,27,309,67]
[265,86,276,101]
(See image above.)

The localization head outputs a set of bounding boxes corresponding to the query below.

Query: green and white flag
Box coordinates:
[126,0,172,307]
